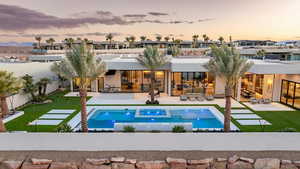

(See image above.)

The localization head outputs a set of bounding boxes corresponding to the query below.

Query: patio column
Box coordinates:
[95,79,99,92]
[70,80,74,92]
[167,71,172,96]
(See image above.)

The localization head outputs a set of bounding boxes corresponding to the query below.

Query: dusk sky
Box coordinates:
[0,0,300,42]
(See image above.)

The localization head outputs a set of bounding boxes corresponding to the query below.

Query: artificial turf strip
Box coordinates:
[5,91,300,132]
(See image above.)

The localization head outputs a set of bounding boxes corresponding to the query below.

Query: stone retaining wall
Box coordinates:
[1,155,300,169]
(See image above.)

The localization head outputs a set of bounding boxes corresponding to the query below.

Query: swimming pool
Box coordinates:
[85,106,238,131]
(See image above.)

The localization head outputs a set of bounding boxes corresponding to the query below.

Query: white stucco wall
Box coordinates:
[0,62,59,109]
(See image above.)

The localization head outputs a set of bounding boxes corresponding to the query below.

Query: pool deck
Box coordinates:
[1,133,300,151]
[85,93,245,108]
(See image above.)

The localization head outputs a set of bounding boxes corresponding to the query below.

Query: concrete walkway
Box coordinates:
[0,133,300,151]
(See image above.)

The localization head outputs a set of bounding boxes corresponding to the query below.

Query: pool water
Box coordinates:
[88,108,223,129]
[139,109,167,116]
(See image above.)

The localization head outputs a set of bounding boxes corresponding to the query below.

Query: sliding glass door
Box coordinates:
[280,79,300,109]
[120,70,165,93]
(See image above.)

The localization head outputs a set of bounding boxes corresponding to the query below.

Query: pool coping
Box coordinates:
[75,106,239,131]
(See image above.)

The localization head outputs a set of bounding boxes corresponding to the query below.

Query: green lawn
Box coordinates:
[5,91,300,132]
[5,91,91,132]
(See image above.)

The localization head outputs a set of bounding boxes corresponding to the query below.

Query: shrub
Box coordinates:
[145,100,159,104]
[172,125,186,133]
[56,124,73,132]
[123,125,135,132]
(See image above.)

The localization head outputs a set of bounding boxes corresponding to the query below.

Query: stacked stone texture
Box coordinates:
[0,155,299,169]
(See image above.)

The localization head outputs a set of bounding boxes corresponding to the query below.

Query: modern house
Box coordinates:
[68,52,300,109]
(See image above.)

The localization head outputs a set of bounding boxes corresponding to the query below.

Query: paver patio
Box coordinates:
[29,120,63,125]
[39,114,69,119]
[232,114,262,119]
[236,120,271,125]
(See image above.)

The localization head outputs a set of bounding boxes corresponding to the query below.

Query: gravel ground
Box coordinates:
[0,151,300,162]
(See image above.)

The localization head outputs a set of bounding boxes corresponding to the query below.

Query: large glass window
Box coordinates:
[294,84,300,109]
[280,80,300,109]
[72,78,92,92]
[120,70,165,93]
[280,80,288,103]
[255,74,264,95]
[171,72,214,96]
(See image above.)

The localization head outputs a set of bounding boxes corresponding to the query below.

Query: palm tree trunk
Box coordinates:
[0,96,9,118]
[79,88,88,132]
[0,116,5,132]
[43,84,47,96]
[224,86,232,132]
[150,71,155,103]
[0,96,8,132]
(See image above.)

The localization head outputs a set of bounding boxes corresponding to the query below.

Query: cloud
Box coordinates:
[0,32,123,38]
[148,12,169,16]
[0,4,129,31]
[0,4,212,31]
[123,14,147,18]
[198,18,215,22]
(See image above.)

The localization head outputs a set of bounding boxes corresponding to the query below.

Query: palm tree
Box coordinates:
[140,36,147,41]
[202,34,207,41]
[156,36,162,42]
[256,49,266,59]
[51,42,106,132]
[22,74,38,102]
[0,71,23,132]
[218,36,224,44]
[106,33,113,49]
[192,35,199,48]
[164,36,170,42]
[46,38,55,50]
[204,45,253,132]
[35,36,42,49]
[64,38,74,48]
[40,78,51,96]
[136,46,169,104]
[168,46,180,57]
[129,36,136,48]
[174,39,182,46]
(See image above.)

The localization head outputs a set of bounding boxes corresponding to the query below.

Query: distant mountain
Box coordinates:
[0,42,33,47]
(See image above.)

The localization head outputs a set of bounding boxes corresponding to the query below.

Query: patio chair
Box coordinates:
[263,98,272,104]
[250,97,258,104]
[188,97,197,101]
[180,95,188,101]
[206,95,214,101]
[196,96,205,101]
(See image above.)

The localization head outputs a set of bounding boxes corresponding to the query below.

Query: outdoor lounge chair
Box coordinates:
[250,97,258,104]
[180,95,188,101]
[206,95,214,101]
[196,96,205,101]
[263,98,272,104]
[188,97,197,101]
